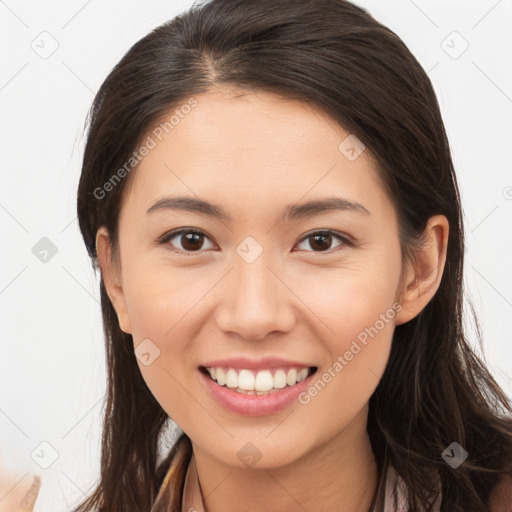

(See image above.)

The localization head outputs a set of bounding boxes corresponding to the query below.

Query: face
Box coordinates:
[98,86,429,470]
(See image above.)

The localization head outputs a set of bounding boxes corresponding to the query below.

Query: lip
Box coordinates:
[198,366,317,416]
[200,356,314,370]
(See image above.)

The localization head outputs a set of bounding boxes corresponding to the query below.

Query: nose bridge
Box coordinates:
[237,254,277,306]
[215,246,294,340]
[233,232,281,304]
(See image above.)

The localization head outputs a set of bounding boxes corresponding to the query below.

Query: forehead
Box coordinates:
[122,87,391,222]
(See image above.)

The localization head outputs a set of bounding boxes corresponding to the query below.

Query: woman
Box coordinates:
[71,0,512,510]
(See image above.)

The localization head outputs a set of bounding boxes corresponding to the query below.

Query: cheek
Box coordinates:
[121,255,208,341]
[296,322,393,450]
[293,255,401,426]
[120,258,213,408]
[293,253,400,396]
[300,253,401,348]
[120,262,205,427]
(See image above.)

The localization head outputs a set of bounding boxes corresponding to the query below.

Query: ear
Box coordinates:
[394,215,449,326]
[95,227,132,334]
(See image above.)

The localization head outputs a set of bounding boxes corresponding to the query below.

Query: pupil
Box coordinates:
[182,233,202,251]
[311,233,331,251]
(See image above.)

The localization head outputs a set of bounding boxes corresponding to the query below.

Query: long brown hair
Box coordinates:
[75,0,512,510]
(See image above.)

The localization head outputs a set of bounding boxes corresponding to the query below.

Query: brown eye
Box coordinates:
[295,231,349,253]
[159,228,351,255]
[162,229,216,253]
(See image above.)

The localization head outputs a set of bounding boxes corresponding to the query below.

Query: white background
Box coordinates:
[1,0,511,510]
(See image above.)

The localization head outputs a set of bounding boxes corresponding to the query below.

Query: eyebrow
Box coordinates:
[146,195,370,220]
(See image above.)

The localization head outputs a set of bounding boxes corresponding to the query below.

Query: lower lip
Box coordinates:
[199,369,315,416]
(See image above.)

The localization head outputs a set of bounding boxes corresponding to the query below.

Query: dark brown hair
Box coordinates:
[75,0,512,510]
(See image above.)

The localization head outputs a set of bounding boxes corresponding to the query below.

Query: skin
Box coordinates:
[0,467,40,512]
[96,86,449,512]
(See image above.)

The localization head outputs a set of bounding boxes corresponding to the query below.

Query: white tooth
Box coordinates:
[216,368,226,386]
[209,367,217,380]
[273,369,287,389]
[300,368,309,381]
[238,369,255,390]
[286,368,298,386]
[255,370,274,391]
[226,368,238,388]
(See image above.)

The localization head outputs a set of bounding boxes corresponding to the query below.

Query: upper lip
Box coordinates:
[200,356,315,370]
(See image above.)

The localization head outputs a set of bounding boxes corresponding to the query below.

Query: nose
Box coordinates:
[214,256,296,341]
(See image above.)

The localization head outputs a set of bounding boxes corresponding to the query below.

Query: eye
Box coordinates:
[160,228,216,253]
[158,228,352,254]
[294,230,351,253]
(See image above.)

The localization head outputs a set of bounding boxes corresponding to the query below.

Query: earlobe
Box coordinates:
[394,215,449,326]
[95,227,132,334]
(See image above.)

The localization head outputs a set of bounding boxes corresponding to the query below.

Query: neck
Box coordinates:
[192,408,379,512]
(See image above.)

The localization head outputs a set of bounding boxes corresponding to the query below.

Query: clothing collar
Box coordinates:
[154,448,442,511]
[182,453,205,512]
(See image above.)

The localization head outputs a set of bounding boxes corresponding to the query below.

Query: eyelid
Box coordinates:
[157,227,218,253]
[157,227,354,254]
[295,229,354,252]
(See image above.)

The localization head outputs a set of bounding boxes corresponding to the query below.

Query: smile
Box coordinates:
[198,364,318,416]
[201,366,316,395]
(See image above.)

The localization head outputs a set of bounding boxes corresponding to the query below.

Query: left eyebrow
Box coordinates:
[146,195,371,220]
[285,197,370,219]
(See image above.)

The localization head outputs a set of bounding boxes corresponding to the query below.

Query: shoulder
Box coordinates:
[488,471,512,512]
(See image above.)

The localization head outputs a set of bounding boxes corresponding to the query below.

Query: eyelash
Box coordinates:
[157,228,355,255]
